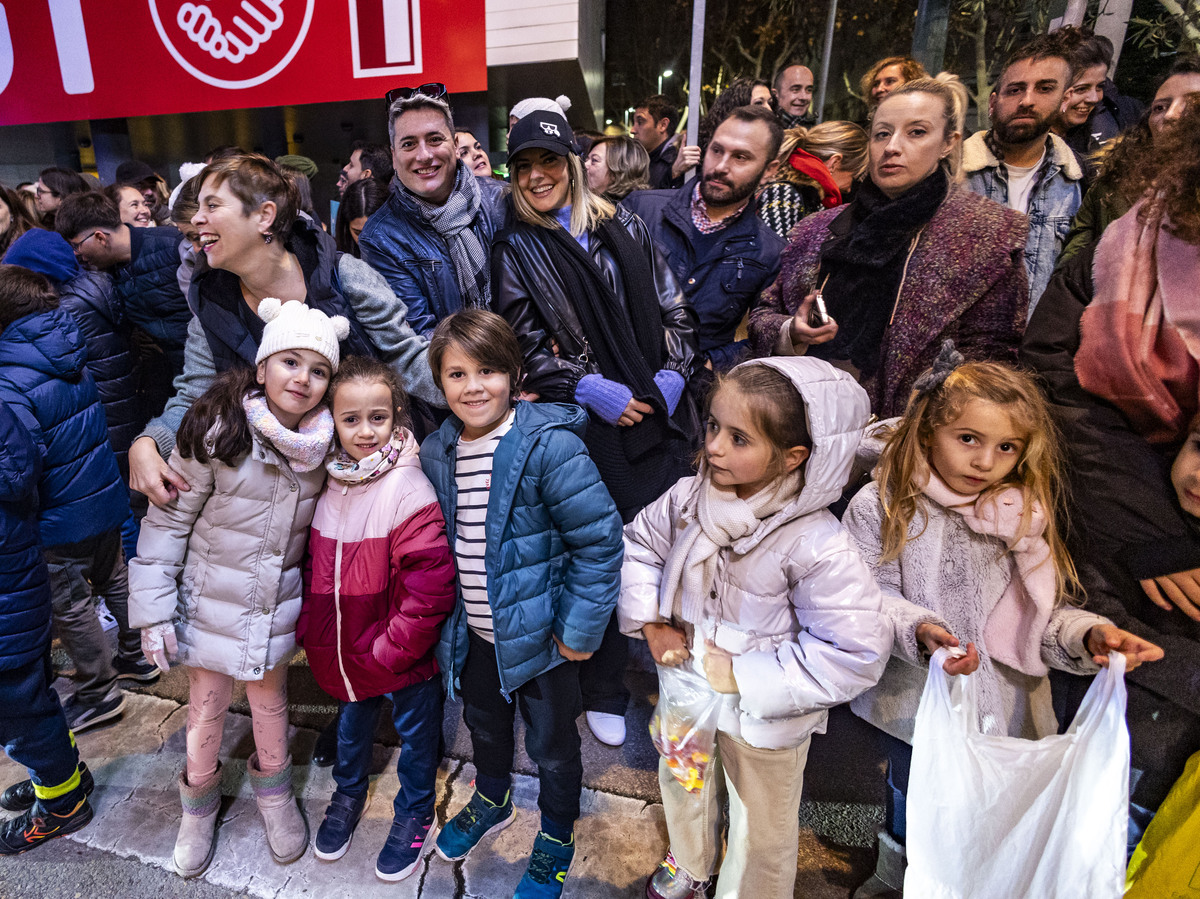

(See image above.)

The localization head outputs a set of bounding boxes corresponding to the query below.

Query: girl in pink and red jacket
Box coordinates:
[298,356,456,882]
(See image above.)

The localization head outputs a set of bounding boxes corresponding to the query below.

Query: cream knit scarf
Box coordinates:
[659,469,801,624]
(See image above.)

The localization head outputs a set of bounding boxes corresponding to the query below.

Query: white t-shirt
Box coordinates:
[1003,150,1045,214]
[453,411,516,643]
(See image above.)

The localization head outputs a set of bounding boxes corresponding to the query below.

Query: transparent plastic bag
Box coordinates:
[649,662,723,793]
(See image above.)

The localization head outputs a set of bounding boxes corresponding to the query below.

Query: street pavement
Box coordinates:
[0,646,889,898]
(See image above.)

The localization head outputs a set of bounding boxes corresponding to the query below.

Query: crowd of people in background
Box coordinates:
[0,21,1197,899]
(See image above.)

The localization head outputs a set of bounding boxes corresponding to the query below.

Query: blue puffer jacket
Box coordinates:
[114,225,191,375]
[0,400,50,671]
[4,229,141,475]
[420,401,624,699]
[624,180,785,371]
[359,167,509,337]
[0,309,127,548]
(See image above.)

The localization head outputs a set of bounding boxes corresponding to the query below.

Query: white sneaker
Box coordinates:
[586,711,626,746]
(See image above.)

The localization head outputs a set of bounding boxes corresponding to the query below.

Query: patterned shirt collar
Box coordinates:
[690,183,747,235]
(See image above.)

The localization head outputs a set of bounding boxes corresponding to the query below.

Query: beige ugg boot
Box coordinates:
[175,766,222,878]
[247,753,309,864]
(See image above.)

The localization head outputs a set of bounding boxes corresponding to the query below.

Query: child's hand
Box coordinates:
[552,635,593,662]
[702,641,738,693]
[644,622,689,666]
[915,623,980,675]
[141,622,177,673]
[1085,624,1165,671]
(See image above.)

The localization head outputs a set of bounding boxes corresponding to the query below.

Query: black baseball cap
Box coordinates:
[507,110,575,163]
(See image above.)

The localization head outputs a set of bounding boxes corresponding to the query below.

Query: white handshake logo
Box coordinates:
[177,0,285,64]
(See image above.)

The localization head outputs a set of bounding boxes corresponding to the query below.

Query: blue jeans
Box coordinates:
[0,652,82,813]
[333,676,443,819]
[879,730,912,843]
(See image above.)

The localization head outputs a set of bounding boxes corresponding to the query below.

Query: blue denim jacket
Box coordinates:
[963,132,1083,318]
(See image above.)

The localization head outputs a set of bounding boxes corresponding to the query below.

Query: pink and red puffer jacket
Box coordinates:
[299,452,456,702]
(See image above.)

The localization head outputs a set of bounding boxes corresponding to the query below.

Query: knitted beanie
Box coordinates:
[509,95,572,122]
[275,154,319,178]
[255,298,351,372]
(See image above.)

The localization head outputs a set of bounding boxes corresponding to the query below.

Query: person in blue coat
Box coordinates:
[0,400,95,855]
[419,310,623,899]
[0,264,130,733]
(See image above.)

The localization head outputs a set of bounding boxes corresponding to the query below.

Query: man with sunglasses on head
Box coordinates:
[358,83,509,338]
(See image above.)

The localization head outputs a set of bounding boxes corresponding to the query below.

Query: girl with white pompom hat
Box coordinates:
[129,297,349,878]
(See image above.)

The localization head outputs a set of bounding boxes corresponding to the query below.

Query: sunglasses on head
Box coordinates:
[385,83,447,106]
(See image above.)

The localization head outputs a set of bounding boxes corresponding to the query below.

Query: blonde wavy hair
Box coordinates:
[875,74,968,181]
[875,361,1081,603]
[510,151,615,236]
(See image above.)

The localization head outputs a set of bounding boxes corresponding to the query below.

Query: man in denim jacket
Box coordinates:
[963,36,1088,319]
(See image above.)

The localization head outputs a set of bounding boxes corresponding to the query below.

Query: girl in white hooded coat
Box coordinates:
[619,356,891,899]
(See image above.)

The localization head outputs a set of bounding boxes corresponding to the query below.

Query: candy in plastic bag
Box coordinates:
[649,662,722,793]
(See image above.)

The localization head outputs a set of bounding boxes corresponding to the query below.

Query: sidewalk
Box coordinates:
[0,657,889,898]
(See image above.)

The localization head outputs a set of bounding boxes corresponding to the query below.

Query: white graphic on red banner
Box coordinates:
[349,0,423,78]
[148,0,314,89]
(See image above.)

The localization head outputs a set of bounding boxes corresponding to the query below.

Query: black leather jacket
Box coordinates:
[491,205,700,403]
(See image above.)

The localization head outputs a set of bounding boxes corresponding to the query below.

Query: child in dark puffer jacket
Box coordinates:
[0,264,131,735]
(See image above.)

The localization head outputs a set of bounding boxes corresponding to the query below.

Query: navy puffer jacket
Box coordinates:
[420,401,624,699]
[0,309,127,547]
[3,229,141,472]
[114,225,191,376]
[0,400,50,671]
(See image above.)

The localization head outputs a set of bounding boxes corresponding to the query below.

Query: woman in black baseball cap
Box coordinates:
[493,105,702,760]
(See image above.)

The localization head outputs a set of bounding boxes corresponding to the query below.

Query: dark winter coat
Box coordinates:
[491,204,701,402]
[0,400,51,671]
[113,225,191,375]
[0,309,127,548]
[624,181,785,371]
[359,169,510,336]
[750,187,1028,418]
[420,401,624,699]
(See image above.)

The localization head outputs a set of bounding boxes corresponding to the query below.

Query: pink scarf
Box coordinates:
[922,470,1057,676]
[1075,200,1200,445]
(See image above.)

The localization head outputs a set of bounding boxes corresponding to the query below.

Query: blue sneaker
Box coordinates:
[434,788,515,861]
[513,831,575,898]
[376,813,435,882]
[313,791,369,861]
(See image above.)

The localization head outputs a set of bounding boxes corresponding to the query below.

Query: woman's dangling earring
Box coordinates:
[262,232,273,244]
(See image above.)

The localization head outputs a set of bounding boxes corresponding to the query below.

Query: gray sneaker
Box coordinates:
[63,693,125,733]
[646,851,709,899]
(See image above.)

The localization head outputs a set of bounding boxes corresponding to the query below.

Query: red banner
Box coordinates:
[0,0,486,126]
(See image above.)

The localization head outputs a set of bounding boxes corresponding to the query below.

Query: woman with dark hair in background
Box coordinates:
[334,177,388,256]
[105,184,155,229]
[35,167,91,230]
[583,135,651,203]
[757,121,868,239]
[696,77,777,157]
[0,183,41,258]
[454,130,494,178]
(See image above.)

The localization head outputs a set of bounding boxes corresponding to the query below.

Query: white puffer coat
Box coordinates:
[129,430,325,680]
[619,357,892,750]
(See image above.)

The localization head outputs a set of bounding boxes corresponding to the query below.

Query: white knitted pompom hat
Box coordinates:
[509,95,572,122]
[254,298,351,372]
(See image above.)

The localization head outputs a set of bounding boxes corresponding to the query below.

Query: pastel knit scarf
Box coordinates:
[1075,200,1200,445]
[326,427,418,485]
[659,468,801,625]
[921,468,1056,676]
[242,395,333,473]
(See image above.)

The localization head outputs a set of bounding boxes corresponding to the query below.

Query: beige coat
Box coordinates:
[129,432,325,680]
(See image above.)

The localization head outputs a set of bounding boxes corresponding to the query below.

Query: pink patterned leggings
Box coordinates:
[185,664,290,782]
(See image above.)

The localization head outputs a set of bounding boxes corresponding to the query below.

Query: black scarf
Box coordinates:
[542,216,689,518]
[810,167,948,378]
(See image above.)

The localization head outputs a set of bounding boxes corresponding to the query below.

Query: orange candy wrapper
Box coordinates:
[650,662,723,793]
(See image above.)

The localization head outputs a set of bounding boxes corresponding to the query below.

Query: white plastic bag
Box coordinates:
[649,662,722,793]
[905,648,1129,899]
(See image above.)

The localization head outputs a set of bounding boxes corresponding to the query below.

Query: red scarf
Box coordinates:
[787,147,842,209]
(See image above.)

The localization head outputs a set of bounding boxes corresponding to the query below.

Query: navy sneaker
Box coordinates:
[434,788,515,861]
[113,655,161,685]
[0,763,95,813]
[313,791,369,861]
[375,813,435,882]
[0,796,94,855]
[62,693,125,733]
[513,831,575,898]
